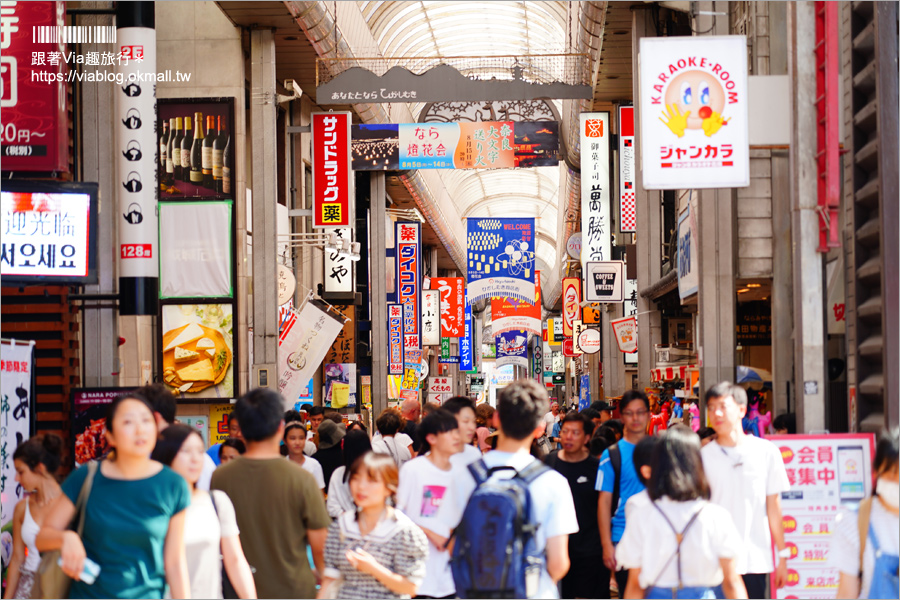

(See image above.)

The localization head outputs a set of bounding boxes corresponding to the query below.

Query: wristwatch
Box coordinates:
[777,547,792,559]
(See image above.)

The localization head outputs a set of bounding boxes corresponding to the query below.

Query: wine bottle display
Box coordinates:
[213,116,227,193]
[202,115,216,189]
[190,111,204,184]
[159,120,169,177]
[180,116,193,182]
[164,119,175,186]
[222,129,232,194]
[171,117,184,182]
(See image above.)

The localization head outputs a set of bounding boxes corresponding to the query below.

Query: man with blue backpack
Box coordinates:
[435,379,578,599]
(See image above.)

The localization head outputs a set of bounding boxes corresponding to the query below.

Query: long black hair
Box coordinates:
[342,430,373,483]
[648,425,711,502]
[151,423,202,485]
[13,434,63,477]
[874,427,900,486]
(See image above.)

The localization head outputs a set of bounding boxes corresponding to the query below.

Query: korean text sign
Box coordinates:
[395,221,421,351]
[312,112,352,227]
[639,36,750,189]
[0,1,69,172]
[769,434,875,600]
[580,112,611,265]
[388,303,404,374]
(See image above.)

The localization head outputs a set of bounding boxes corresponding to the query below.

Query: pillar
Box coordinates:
[369,173,389,416]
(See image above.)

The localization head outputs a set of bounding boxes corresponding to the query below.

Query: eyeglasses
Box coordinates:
[621,410,649,419]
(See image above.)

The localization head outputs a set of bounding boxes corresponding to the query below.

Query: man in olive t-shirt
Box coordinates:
[211,389,330,599]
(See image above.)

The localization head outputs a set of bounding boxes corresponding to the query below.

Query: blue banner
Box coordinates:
[496,329,528,369]
[460,292,474,371]
[466,218,536,304]
[579,374,591,410]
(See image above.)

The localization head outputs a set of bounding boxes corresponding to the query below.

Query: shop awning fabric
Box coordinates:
[650,364,697,383]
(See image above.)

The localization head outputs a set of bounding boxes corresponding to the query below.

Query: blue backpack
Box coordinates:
[450,458,550,599]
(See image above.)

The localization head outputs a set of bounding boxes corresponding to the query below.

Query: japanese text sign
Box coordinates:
[769,434,875,600]
[639,36,750,189]
[466,218,535,304]
[580,112,611,266]
[0,1,69,172]
[399,121,514,169]
[395,221,421,351]
[460,293,474,371]
[492,270,541,337]
[421,289,441,346]
[624,278,639,364]
[611,316,638,354]
[324,228,354,293]
[427,376,453,395]
[618,106,636,232]
[562,277,581,337]
[432,276,465,338]
[1,341,33,530]
[277,303,343,407]
[323,305,355,364]
[312,112,352,227]
[388,303,404,374]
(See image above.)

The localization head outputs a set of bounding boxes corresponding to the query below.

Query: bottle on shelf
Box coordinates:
[221,127,232,195]
[213,116,228,193]
[159,120,169,184]
[202,115,217,189]
[180,116,193,183]
[170,117,183,183]
[190,112,205,185]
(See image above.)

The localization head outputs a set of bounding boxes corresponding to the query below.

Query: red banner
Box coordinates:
[1,1,69,172]
[562,277,581,337]
[432,276,465,338]
[312,112,352,227]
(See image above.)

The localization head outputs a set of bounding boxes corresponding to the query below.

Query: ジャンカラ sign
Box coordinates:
[639,36,750,189]
[312,112,352,227]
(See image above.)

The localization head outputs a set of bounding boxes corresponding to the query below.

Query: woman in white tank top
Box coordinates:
[4,434,63,599]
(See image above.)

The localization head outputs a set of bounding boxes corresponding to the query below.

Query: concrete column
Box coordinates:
[771,151,794,416]
[370,173,388,416]
[788,2,826,432]
[633,8,664,389]
[250,29,279,387]
[601,303,625,397]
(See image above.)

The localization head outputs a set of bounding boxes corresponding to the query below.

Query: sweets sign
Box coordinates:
[639,36,749,189]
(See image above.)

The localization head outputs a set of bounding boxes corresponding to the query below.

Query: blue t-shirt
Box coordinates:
[62,463,191,599]
[207,443,222,466]
[595,439,645,543]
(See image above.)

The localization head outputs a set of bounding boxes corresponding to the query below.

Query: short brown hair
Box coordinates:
[349,451,399,500]
[375,407,405,436]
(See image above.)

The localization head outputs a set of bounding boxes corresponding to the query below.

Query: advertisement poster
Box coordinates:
[180,415,209,447]
[312,112,352,227]
[639,36,750,189]
[496,330,528,369]
[324,363,356,408]
[208,403,234,447]
[161,304,234,399]
[466,218,536,304]
[618,105,636,233]
[421,289,441,347]
[157,99,234,199]
[611,316,638,354]
[159,200,233,299]
[432,276,465,338]
[580,112,611,265]
[388,303,404,374]
[584,261,625,303]
[71,388,135,468]
[769,434,876,600]
[1,342,34,531]
[562,277,581,337]
[492,271,542,337]
[278,302,344,407]
[395,221,421,351]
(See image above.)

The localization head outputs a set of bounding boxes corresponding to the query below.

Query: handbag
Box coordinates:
[33,460,99,599]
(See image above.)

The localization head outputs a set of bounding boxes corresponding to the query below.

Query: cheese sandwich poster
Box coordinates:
[161,304,234,398]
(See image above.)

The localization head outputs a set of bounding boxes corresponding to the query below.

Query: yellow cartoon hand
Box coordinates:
[702,111,729,137]
[659,104,690,138]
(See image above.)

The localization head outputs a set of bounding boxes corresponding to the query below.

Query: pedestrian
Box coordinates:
[372,408,414,468]
[772,413,796,435]
[319,452,429,599]
[5,434,63,600]
[591,401,615,424]
[218,437,245,465]
[598,390,651,595]
[314,419,348,486]
[395,409,463,599]
[605,418,625,441]
[590,424,618,459]
[541,401,561,452]
[400,398,422,453]
[284,420,326,493]
[285,409,317,455]
[474,403,495,453]
[698,427,717,448]
[422,401,441,418]
[211,388,330,599]
[152,424,257,599]
[347,420,369,435]
[36,392,191,599]
[308,406,326,448]
[327,430,373,518]
[623,434,662,522]
[442,396,481,466]
[834,428,899,599]
[208,412,242,466]
[437,379,578,599]
[702,382,791,599]
[544,412,607,599]
[616,426,748,599]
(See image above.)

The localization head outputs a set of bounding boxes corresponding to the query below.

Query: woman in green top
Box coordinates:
[37,393,191,599]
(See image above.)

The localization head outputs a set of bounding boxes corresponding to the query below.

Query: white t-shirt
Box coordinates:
[449,443,483,468]
[371,432,413,467]
[396,456,457,597]
[197,453,216,491]
[299,455,326,490]
[701,437,791,574]
[184,490,240,599]
[543,412,559,431]
[831,499,900,599]
[625,489,651,523]
[436,449,579,599]
[616,497,742,589]
[304,440,317,456]
[326,466,356,518]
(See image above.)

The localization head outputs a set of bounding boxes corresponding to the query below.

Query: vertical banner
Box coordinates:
[466,218,536,303]
[496,330,528,369]
[387,303,404,374]
[579,374,591,410]
[769,434,875,600]
[432,276,465,338]
[460,293,474,372]
[312,112,352,228]
[531,335,543,382]
[611,316,638,354]
[323,228,354,294]
[618,106,636,233]
[323,305,355,364]
[117,11,159,313]
[638,36,750,189]
[395,221,421,351]
[0,1,69,171]
[1,341,34,530]
[677,204,699,299]
[562,277,581,337]
[624,278,639,365]
[491,271,542,337]
[421,289,441,346]
[277,303,344,407]
[580,112,611,266]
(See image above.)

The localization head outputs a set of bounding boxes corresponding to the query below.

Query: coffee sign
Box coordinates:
[584,261,625,303]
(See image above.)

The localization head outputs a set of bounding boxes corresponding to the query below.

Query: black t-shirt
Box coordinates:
[544,450,602,557]
[403,420,420,452]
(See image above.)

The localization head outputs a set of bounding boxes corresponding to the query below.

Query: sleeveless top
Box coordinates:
[22,497,41,572]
